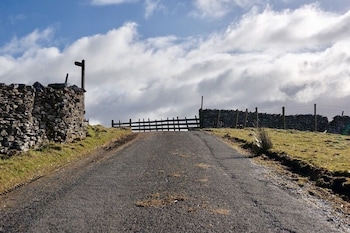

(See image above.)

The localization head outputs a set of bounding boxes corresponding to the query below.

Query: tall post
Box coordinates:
[255,107,259,128]
[200,96,204,129]
[314,103,317,132]
[217,110,221,128]
[282,106,286,129]
[235,109,239,128]
[74,59,85,90]
[65,73,69,84]
[244,109,248,128]
[81,60,85,89]
[111,120,114,128]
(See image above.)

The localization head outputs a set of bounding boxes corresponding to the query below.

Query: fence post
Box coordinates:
[244,109,248,128]
[112,120,114,128]
[172,117,175,131]
[314,103,317,132]
[138,119,141,132]
[166,118,169,131]
[255,107,259,127]
[148,118,151,132]
[129,119,132,128]
[185,117,189,130]
[282,106,286,129]
[235,109,239,128]
[200,96,204,128]
[177,117,180,131]
[155,120,158,131]
[217,110,221,128]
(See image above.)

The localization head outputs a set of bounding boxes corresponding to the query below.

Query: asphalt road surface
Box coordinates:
[0,131,349,232]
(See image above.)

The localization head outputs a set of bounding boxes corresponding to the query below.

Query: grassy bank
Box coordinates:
[0,125,134,194]
[211,128,350,198]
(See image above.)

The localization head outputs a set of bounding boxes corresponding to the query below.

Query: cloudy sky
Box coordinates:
[1,0,350,126]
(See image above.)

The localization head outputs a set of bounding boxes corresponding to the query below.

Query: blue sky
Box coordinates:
[1,0,350,125]
[0,0,228,47]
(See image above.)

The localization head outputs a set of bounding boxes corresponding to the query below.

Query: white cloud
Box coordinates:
[145,0,165,19]
[9,14,26,25]
[0,28,54,56]
[1,6,350,125]
[194,4,350,54]
[91,0,165,19]
[192,0,263,18]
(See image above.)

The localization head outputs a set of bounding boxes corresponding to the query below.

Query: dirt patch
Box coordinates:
[211,208,230,215]
[195,163,211,169]
[168,173,183,178]
[197,177,209,183]
[102,133,138,151]
[135,192,188,208]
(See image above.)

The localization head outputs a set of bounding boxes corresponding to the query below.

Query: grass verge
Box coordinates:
[0,125,134,195]
[210,128,350,200]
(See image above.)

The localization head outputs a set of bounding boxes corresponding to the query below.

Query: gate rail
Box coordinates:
[112,116,200,132]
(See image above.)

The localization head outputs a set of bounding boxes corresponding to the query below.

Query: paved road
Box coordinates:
[0,131,348,232]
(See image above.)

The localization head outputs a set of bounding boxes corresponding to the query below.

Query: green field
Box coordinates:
[0,125,134,194]
[212,128,350,175]
[211,127,350,199]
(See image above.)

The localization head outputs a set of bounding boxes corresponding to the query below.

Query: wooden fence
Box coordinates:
[112,116,200,132]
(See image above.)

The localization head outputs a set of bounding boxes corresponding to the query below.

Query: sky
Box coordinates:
[1,0,350,126]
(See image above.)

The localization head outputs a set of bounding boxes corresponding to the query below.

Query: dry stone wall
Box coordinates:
[0,82,87,155]
[199,109,350,135]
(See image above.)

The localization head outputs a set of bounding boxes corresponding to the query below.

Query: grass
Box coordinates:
[211,128,350,175]
[0,125,134,194]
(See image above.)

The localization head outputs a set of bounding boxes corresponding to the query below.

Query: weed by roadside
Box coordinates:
[252,127,273,155]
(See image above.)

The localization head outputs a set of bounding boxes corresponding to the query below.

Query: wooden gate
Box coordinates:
[112,116,200,132]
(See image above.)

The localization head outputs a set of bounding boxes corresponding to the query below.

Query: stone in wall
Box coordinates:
[33,82,86,143]
[0,83,39,154]
[0,82,87,156]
